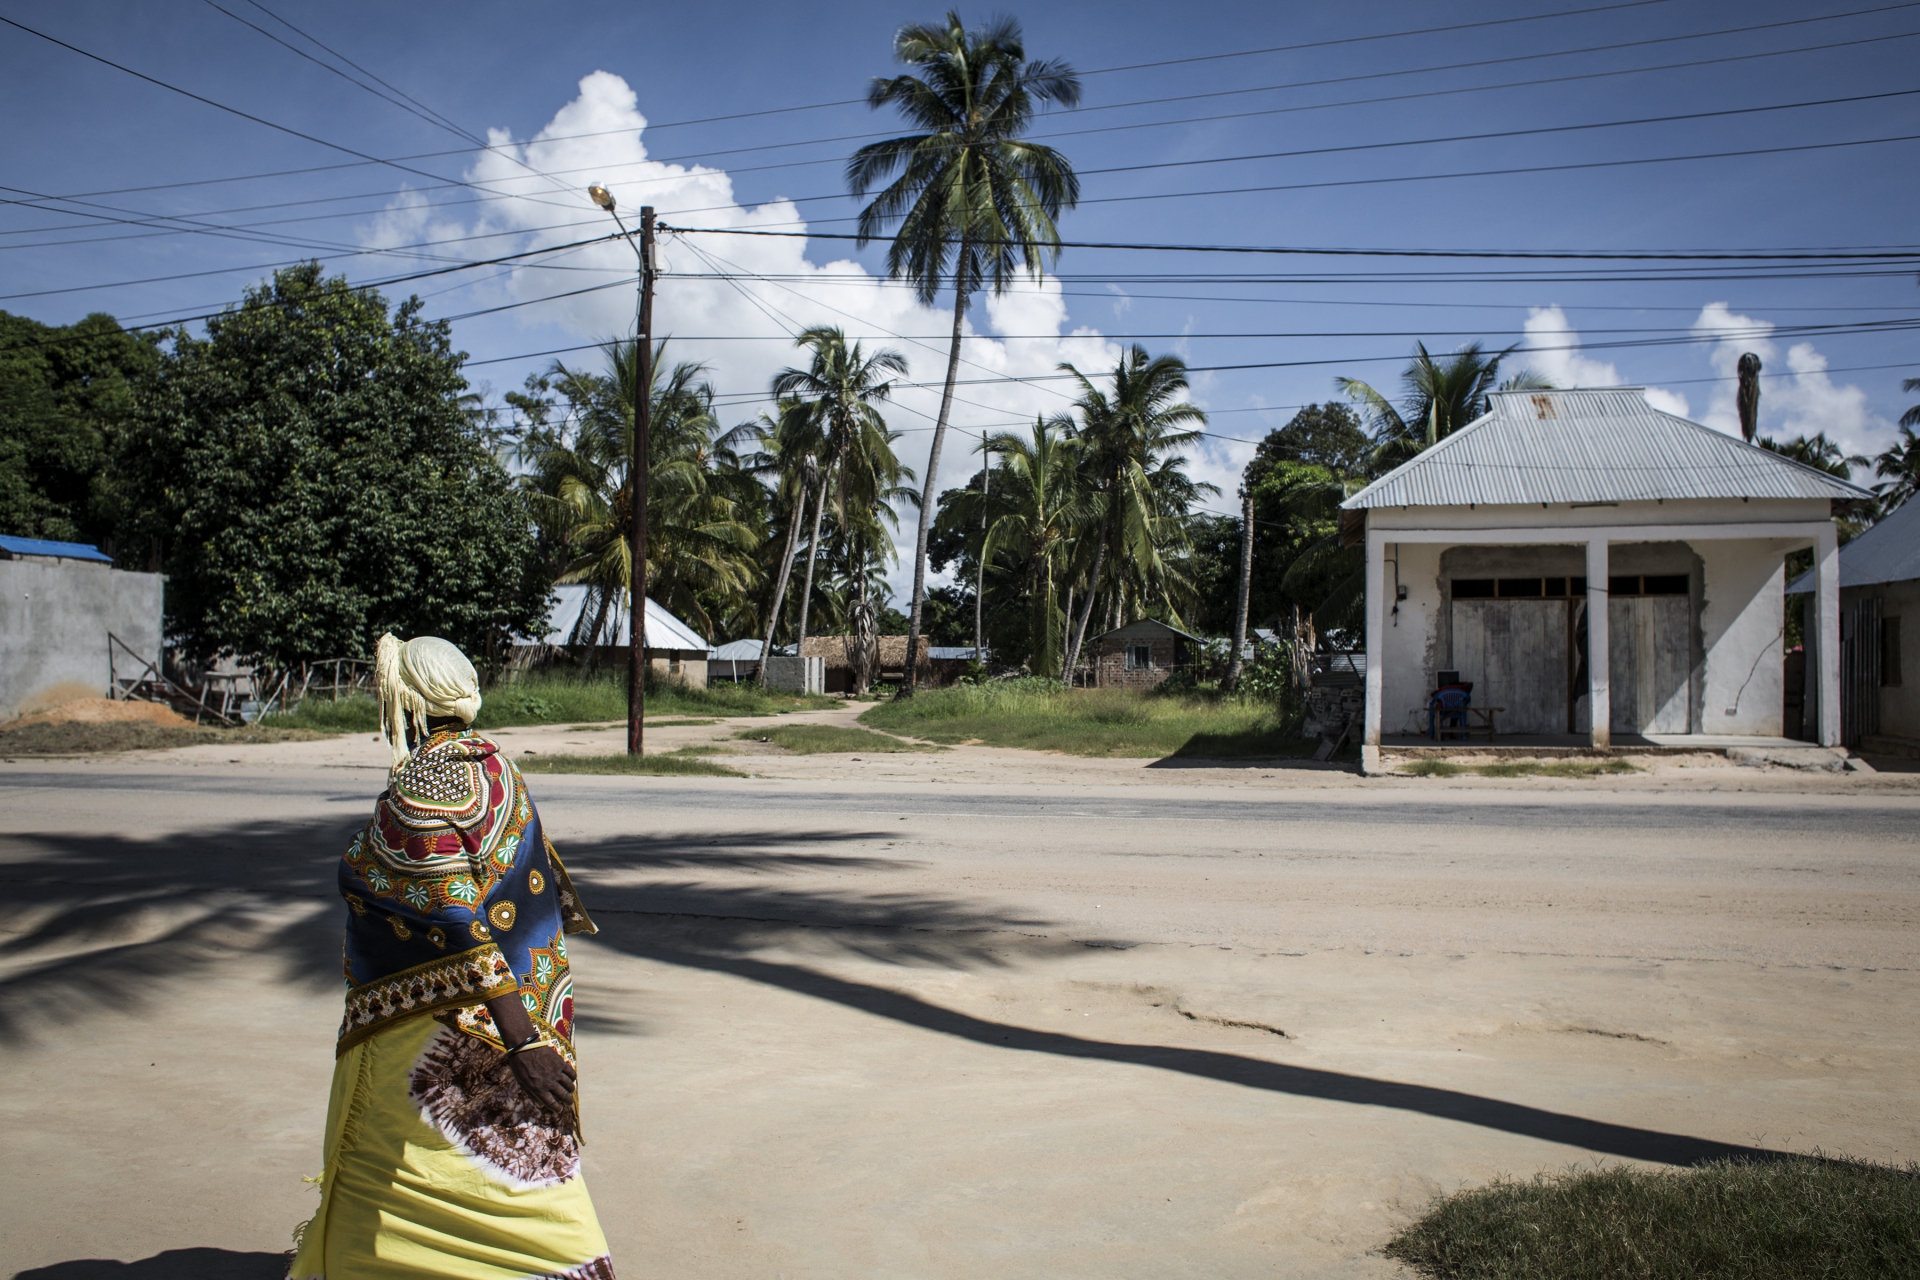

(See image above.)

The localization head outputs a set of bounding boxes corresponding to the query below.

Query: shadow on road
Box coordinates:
[13,1249,286,1279]
[2,814,1782,1169]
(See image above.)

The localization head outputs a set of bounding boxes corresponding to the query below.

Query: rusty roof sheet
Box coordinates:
[1342,388,1869,510]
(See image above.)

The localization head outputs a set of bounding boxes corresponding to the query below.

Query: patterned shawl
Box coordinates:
[337,727,596,1057]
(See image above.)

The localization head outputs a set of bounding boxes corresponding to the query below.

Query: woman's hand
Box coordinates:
[506,1044,577,1117]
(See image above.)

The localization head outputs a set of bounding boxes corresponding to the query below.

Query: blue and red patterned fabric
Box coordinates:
[336,727,596,1057]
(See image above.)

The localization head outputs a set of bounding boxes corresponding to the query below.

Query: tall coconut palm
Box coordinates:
[750,399,819,686]
[771,328,913,663]
[848,11,1081,696]
[1058,346,1213,679]
[1338,342,1549,473]
[945,418,1088,677]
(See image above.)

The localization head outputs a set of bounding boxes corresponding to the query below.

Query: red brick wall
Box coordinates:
[1092,637,1179,688]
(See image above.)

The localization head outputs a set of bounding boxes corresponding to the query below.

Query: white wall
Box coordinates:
[1380,542,1444,738]
[0,559,165,719]
[1695,540,1792,736]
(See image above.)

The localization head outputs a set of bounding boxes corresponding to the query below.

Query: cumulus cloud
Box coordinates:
[366,71,1239,594]
[1520,305,1689,416]
[1689,302,1890,454]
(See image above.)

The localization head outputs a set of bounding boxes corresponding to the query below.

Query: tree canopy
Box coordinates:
[118,263,549,666]
[0,310,157,548]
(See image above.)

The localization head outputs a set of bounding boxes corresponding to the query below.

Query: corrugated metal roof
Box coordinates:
[0,534,112,562]
[1787,496,1920,593]
[710,638,764,661]
[1343,387,1869,510]
[530,584,710,651]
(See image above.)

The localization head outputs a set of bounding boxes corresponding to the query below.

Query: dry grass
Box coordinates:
[0,721,323,756]
[735,724,942,754]
[1402,758,1638,779]
[514,752,744,777]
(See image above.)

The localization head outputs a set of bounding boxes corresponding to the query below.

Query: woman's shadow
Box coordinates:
[14,1250,286,1279]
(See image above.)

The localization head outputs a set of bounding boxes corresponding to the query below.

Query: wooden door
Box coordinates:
[1451,600,1570,734]
[1608,596,1690,733]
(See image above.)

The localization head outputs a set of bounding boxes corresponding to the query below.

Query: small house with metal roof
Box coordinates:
[1340,387,1867,768]
[1086,618,1203,689]
[522,585,713,687]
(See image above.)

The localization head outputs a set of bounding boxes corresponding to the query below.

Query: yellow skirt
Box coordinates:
[289,1014,612,1280]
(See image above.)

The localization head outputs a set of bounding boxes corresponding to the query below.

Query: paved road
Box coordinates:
[4,763,1917,1279]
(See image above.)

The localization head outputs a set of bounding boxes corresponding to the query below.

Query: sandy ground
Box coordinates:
[3,725,1919,1278]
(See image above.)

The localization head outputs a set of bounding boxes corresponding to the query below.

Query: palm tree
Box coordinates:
[1876,378,1920,511]
[946,418,1088,677]
[527,341,763,649]
[1058,346,1213,680]
[1760,432,1869,480]
[848,11,1081,695]
[1338,342,1549,473]
[770,328,914,667]
[750,399,819,686]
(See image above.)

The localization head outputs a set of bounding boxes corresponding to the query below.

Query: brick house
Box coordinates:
[1087,619,1201,689]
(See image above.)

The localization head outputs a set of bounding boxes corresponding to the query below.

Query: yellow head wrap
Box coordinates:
[375,633,483,770]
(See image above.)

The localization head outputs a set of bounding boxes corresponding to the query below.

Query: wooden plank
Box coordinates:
[1451,600,1569,734]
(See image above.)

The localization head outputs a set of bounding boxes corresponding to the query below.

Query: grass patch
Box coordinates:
[0,721,323,755]
[859,681,1309,759]
[735,724,941,754]
[1403,759,1465,777]
[1386,1156,1920,1279]
[1478,759,1638,778]
[667,744,738,756]
[1401,758,1639,779]
[514,752,744,777]
[261,677,838,734]
[646,718,720,727]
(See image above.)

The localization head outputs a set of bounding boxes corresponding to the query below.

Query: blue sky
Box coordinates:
[4,0,1916,601]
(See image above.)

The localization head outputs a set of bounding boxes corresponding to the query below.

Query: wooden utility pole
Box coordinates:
[1226,483,1254,691]
[973,446,990,665]
[627,206,656,755]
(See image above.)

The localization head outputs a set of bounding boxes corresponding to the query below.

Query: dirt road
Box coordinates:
[4,757,1917,1278]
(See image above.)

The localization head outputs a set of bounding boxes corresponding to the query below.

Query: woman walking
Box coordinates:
[289,634,614,1279]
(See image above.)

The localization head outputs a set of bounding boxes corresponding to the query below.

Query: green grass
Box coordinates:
[735,724,942,754]
[858,681,1310,759]
[260,676,837,734]
[514,752,745,777]
[1386,1157,1920,1279]
[1402,758,1639,779]
[667,744,738,756]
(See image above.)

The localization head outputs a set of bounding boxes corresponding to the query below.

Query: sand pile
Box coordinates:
[3,695,192,730]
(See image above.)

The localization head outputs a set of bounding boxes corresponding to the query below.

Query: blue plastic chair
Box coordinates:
[1428,687,1471,740]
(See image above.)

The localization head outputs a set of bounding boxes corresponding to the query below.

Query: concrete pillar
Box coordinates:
[1587,538,1610,748]
[1816,523,1841,747]
[1363,529,1386,757]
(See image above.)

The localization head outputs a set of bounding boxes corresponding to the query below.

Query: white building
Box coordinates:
[1339,388,1866,771]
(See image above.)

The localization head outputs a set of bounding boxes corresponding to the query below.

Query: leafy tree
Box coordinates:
[1759,432,1868,480]
[0,311,157,548]
[119,264,548,666]
[1247,402,1370,479]
[1338,342,1548,473]
[849,11,1080,694]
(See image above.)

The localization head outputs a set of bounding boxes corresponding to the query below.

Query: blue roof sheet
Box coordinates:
[0,534,112,562]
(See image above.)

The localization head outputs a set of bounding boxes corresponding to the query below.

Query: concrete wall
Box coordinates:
[0,559,164,720]
[1696,539,1792,736]
[1841,577,1920,743]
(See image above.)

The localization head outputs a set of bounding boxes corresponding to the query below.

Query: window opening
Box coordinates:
[1126,644,1153,671]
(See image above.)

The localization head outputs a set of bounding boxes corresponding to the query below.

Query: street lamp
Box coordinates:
[589,184,655,756]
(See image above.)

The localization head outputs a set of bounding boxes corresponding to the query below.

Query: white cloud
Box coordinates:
[1690,302,1890,454]
[1520,305,1689,417]
[378,72,1137,600]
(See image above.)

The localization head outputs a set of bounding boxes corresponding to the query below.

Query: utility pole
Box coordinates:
[974,445,990,665]
[1226,483,1254,692]
[589,185,654,755]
